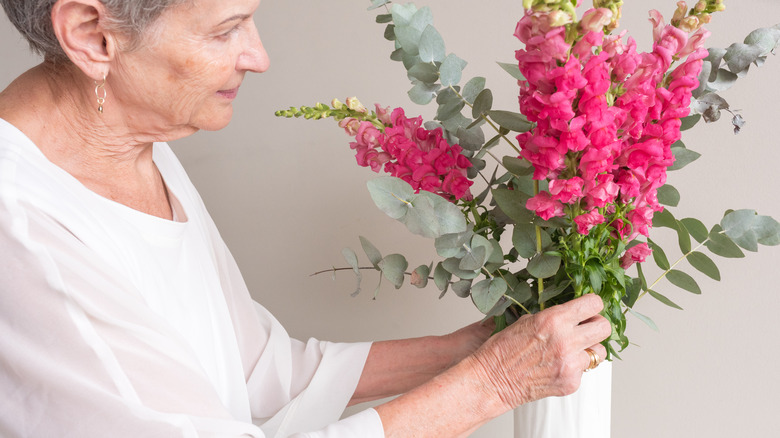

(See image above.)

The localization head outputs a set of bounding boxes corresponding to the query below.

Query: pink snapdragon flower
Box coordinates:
[574,210,606,235]
[620,242,653,269]
[527,191,565,221]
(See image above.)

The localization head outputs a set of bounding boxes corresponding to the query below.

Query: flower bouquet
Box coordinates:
[276,0,779,435]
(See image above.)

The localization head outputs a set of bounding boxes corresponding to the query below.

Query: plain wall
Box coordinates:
[2,1,780,436]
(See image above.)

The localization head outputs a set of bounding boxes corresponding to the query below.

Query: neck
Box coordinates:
[0,62,173,219]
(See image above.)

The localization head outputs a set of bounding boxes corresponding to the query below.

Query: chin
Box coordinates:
[195,108,234,132]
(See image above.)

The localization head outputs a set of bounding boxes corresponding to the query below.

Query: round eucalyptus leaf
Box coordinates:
[472,89,493,119]
[418,25,446,63]
[471,278,508,314]
[407,62,440,84]
[433,262,452,293]
[487,110,532,132]
[411,264,431,288]
[408,82,440,105]
[359,236,383,268]
[706,225,745,258]
[526,252,561,279]
[462,77,486,104]
[451,279,473,298]
[378,254,409,289]
[440,54,467,87]
[367,177,415,220]
[657,184,680,207]
[434,230,473,258]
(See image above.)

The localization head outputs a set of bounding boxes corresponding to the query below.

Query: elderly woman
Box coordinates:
[0,0,610,436]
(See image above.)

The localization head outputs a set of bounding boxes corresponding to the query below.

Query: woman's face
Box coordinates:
[109,0,269,137]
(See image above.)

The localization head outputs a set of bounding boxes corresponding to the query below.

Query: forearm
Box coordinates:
[349,334,463,405]
[373,355,506,438]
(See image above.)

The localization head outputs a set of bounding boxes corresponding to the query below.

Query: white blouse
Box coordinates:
[0,118,384,437]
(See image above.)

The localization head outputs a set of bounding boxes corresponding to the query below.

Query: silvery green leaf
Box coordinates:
[472,89,493,119]
[462,77,486,104]
[692,93,729,123]
[492,188,533,225]
[721,209,780,251]
[399,192,465,238]
[378,254,408,289]
[390,3,417,26]
[411,264,431,288]
[723,42,764,77]
[408,82,440,105]
[693,60,712,98]
[706,224,745,258]
[651,208,676,229]
[442,257,480,279]
[395,25,423,55]
[342,247,362,297]
[732,114,746,134]
[418,25,446,63]
[455,126,484,151]
[407,62,440,84]
[704,48,728,82]
[401,51,422,70]
[433,262,451,295]
[526,253,561,279]
[687,251,721,281]
[459,245,487,271]
[367,177,415,220]
[506,277,533,303]
[657,184,680,207]
[410,6,434,31]
[359,236,383,268]
[451,279,473,298]
[487,239,504,265]
[744,27,780,56]
[436,99,466,122]
[440,54,467,87]
[497,62,525,81]
[648,238,670,270]
[666,269,701,294]
[708,69,738,92]
[487,110,532,132]
[440,113,471,135]
[390,48,404,61]
[680,218,709,243]
[669,145,701,171]
[471,278,508,314]
[628,308,659,332]
[512,222,551,259]
[384,24,396,41]
[435,230,473,258]
[368,0,391,11]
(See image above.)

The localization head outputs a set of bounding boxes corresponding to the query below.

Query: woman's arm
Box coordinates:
[371,294,610,437]
[349,320,494,405]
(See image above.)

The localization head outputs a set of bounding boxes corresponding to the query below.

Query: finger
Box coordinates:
[557,294,604,324]
[573,314,612,348]
[581,343,608,372]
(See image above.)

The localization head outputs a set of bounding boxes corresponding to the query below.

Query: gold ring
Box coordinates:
[584,348,599,372]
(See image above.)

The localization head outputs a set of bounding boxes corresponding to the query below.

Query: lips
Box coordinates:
[217,87,240,99]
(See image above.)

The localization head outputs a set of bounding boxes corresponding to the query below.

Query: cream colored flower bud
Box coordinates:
[679,16,700,32]
[346,97,368,113]
[331,98,344,109]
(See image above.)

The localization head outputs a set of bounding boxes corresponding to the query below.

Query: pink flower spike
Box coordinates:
[648,10,665,42]
[549,177,585,204]
[526,191,565,221]
[620,243,653,269]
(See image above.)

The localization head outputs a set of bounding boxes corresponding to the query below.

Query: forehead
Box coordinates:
[159,0,261,26]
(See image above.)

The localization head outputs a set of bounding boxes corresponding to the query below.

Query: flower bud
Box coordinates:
[331,98,344,109]
[580,8,613,32]
[679,16,700,32]
[547,10,573,27]
[671,1,687,25]
[346,97,368,113]
[694,0,707,12]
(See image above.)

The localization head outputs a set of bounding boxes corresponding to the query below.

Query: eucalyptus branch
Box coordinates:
[447,85,522,155]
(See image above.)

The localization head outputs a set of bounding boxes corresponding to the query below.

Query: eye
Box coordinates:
[219,24,242,39]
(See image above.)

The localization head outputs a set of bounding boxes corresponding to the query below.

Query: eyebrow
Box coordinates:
[218,14,251,26]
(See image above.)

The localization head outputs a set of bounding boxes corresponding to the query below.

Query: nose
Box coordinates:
[237,24,270,73]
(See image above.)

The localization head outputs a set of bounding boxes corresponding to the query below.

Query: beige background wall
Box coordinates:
[3,1,780,436]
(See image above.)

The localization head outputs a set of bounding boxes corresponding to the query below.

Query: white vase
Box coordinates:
[513,360,612,438]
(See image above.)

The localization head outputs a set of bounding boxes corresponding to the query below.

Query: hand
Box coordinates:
[466,294,611,410]
[441,319,495,368]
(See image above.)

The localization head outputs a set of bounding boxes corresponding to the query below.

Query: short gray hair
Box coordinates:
[1,0,187,64]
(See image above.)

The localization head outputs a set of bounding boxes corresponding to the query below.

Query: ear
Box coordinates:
[51,0,119,80]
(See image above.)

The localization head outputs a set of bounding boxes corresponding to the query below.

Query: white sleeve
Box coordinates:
[290,409,385,438]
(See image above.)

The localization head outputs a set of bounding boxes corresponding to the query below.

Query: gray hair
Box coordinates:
[1,0,188,64]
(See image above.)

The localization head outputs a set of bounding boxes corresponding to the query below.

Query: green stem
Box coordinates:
[534,179,546,311]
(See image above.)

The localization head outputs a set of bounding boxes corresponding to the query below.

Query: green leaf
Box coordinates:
[359,236,383,268]
[666,269,701,294]
[628,308,659,331]
[687,251,721,281]
[471,278,508,314]
[674,220,692,254]
[623,278,642,308]
[375,13,393,23]
[368,0,391,11]
[706,225,746,258]
[648,239,671,270]
[721,209,780,252]
[527,252,561,279]
[451,279,473,298]
[411,264,431,288]
[442,257,480,279]
[408,82,440,105]
[512,222,551,259]
[652,208,676,229]
[657,184,680,207]
[342,247,362,297]
[669,146,701,171]
[378,254,408,289]
[459,245,488,271]
[648,290,684,310]
[506,276,533,303]
[538,280,570,303]
[487,110,533,133]
[680,218,709,243]
[434,230,473,258]
[367,177,467,239]
[472,89,494,120]
[433,262,451,295]
[418,25,446,63]
[502,156,534,177]
[497,61,525,81]
[456,126,485,151]
[492,188,533,224]
[407,62,440,84]
[680,114,701,131]
[462,77,486,104]
[440,53,467,87]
